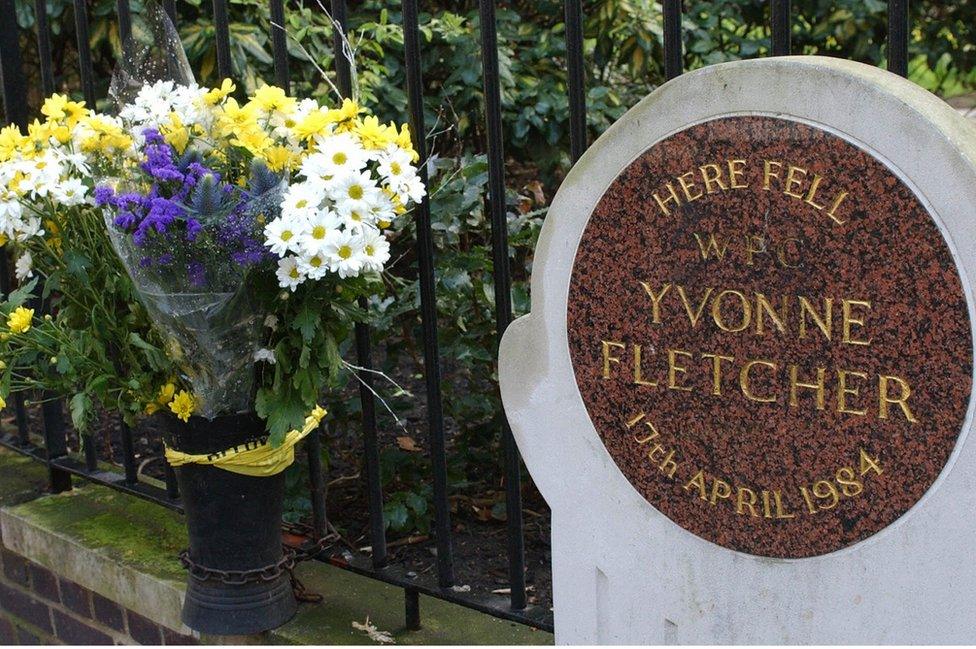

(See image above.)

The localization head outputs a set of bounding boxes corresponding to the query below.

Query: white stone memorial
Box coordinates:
[499,56,976,643]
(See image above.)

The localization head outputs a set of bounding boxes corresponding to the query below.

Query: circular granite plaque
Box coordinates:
[567,115,973,558]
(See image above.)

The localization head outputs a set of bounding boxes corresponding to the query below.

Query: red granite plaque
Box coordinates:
[567,115,973,558]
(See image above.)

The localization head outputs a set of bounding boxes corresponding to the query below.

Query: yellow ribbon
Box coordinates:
[164,406,326,477]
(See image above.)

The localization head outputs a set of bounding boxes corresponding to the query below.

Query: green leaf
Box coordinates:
[4,277,37,309]
[127,332,158,352]
[385,502,409,531]
[406,491,427,516]
[255,388,307,443]
[292,304,317,343]
[69,392,92,431]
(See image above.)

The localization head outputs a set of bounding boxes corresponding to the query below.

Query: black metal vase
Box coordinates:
[163,413,297,636]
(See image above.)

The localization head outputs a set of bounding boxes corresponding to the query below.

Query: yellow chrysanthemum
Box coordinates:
[353,116,398,150]
[161,113,190,154]
[0,395,6,411]
[251,85,296,115]
[215,98,259,136]
[394,124,419,162]
[169,390,196,423]
[40,94,87,128]
[233,128,273,157]
[261,145,293,172]
[7,307,34,334]
[157,382,176,405]
[330,98,361,123]
[204,78,236,105]
[0,125,27,162]
[292,109,332,141]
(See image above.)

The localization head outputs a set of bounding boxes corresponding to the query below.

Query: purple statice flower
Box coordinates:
[185,218,202,242]
[93,186,116,206]
[140,139,183,183]
[113,212,138,230]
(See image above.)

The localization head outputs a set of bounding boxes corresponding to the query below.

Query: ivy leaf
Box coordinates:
[385,502,409,531]
[406,491,427,516]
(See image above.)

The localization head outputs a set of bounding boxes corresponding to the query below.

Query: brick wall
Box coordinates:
[0,544,196,645]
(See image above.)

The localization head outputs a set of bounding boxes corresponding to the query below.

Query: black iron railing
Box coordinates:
[0,0,914,635]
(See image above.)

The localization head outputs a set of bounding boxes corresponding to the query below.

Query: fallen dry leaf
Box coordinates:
[352,617,395,644]
[396,436,421,452]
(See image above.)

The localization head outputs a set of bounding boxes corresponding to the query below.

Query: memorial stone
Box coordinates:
[500,56,976,643]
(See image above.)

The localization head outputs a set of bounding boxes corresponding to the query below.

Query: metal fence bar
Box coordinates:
[119,419,138,485]
[83,433,98,472]
[270,0,289,91]
[330,0,352,102]
[402,0,456,589]
[770,0,792,56]
[34,0,55,95]
[72,0,97,106]
[477,0,527,612]
[888,0,909,77]
[41,397,72,492]
[663,0,683,80]
[405,588,421,630]
[0,0,27,128]
[564,0,587,162]
[328,0,387,567]
[116,0,133,48]
[212,0,233,80]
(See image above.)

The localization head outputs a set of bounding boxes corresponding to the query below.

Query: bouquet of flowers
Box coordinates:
[96,78,422,436]
[0,78,424,441]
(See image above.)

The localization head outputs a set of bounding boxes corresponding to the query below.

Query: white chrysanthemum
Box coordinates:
[392,174,426,205]
[55,147,91,177]
[51,177,88,207]
[301,133,368,179]
[324,230,366,279]
[0,196,23,225]
[377,147,415,184]
[360,228,391,273]
[13,215,44,242]
[253,348,276,364]
[275,256,305,291]
[297,250,330,280]
[15,153,60,198]
[264,216,307,257]
[281,182,325,221]
[368,194,396,227]
[298,210,342,256]
[328,170,382,217]
[14,251,32,281]
[339,206,372,232]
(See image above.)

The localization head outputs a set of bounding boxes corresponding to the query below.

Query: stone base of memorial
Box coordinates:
[163,414,297,635]
[500,56,976,643]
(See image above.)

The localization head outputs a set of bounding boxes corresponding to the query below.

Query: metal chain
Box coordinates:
[179,533,337,586]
